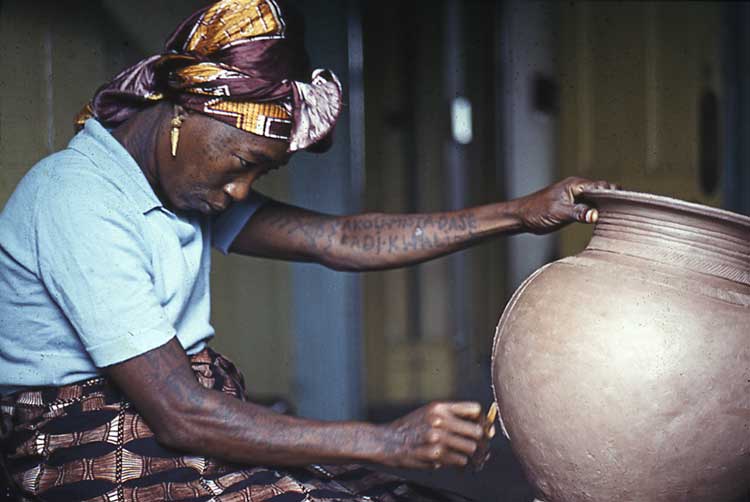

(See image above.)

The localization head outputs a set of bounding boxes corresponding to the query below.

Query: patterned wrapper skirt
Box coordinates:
[0,348,472,502]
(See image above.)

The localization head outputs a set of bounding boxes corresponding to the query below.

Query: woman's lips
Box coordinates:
[200,196,230,214]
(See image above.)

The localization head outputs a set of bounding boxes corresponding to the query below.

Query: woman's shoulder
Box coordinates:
[3,148,143,244]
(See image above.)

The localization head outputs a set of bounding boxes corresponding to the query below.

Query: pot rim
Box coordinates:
[582,188,750,229]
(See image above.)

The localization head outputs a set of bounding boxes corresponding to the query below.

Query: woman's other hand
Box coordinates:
[513,177,620,234]
[377,401,493,470]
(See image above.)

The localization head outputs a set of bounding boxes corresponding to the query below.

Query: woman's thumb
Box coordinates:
[573,204,598,224]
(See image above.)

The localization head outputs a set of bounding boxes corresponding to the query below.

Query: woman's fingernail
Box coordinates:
[585,208,598,224]
[489,426,496,438]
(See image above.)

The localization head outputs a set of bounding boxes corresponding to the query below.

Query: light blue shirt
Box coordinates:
[0,119,266,395]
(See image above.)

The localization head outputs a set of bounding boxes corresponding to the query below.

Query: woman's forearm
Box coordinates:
[108,339,391,466]
[165,387,389,465]
[235,200,523,271]
[318,203,522,271]
[107,339,487,469]
[233,177,614,270]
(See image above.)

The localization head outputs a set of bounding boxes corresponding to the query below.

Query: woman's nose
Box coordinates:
[223,177,252,202]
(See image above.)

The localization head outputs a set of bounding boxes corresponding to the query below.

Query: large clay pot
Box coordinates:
[492,189,750,502]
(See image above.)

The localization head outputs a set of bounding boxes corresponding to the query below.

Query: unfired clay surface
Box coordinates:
[492,189,750,502]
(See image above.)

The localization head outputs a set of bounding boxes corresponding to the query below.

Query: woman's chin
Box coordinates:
[198,200,227,215]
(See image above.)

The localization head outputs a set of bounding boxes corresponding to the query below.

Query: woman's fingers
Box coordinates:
[516,177,618,234]
[572,204,598,224]
[387,401,501,470]
[571,203,599,223]
[569,178,617,197]
[417,443,470,468]
[568,178,616,225]
[571,179,614,224]
[437,414,484,441]
[428,428,480,456]
[424,402,488,466]
[444,401,482,420]
[441,451,470,467]
[591,179,611,190]
[573,203,590,222]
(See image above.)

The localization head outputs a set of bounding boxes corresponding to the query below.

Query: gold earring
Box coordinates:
[170,108,184,158]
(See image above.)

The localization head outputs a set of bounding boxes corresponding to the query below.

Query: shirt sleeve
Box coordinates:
[211,189,269,254]
[35,175,176,368]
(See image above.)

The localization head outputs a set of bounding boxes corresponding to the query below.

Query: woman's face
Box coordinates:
[158,111,291,215]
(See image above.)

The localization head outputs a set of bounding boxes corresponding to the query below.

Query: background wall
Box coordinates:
[558,0,724,255]
[361,0,505,414]
[0,2,137,196]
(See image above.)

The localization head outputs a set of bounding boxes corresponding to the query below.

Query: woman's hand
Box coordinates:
[513,177,619,234]
[376,401,494,470]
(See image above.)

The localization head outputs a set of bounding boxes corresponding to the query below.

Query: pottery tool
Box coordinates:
[485,402,498,435]
[473,402,498,471]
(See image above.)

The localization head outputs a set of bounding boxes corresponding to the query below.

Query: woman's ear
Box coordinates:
[170,104,191,158]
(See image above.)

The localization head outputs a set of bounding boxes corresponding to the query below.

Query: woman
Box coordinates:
[0,1,614,500]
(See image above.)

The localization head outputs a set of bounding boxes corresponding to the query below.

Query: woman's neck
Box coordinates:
[111,104,168,199]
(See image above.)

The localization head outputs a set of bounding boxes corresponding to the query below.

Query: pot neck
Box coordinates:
[583,190,750,286]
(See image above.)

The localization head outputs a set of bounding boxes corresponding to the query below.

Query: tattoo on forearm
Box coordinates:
[268,213,342,251]
[338,214,478,255]
[269,212,478,256]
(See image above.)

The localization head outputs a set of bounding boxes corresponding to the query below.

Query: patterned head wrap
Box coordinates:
[75,0,343,152]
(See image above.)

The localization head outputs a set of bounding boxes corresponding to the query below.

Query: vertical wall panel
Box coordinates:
[0,3,137,204]
[499,0,559,289]
[287,0,363,420]
[723,2,750,216]
[559,1,723,256]
[363,0,504,410]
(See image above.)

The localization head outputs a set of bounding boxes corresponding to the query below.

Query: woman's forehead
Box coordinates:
[199,116,290,163]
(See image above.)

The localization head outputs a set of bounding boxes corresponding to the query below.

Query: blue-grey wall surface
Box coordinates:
[723,3,750,216]
[288,0,365,420]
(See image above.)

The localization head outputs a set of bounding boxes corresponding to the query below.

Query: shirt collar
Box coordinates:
[68,119,163,214]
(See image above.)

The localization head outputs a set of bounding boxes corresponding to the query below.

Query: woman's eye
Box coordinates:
[238,157,255,170]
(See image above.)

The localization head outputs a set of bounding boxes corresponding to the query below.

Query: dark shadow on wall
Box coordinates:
[722,2,750,216]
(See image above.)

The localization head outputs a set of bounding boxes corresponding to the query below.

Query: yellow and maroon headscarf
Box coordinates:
[76,0,342,152]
